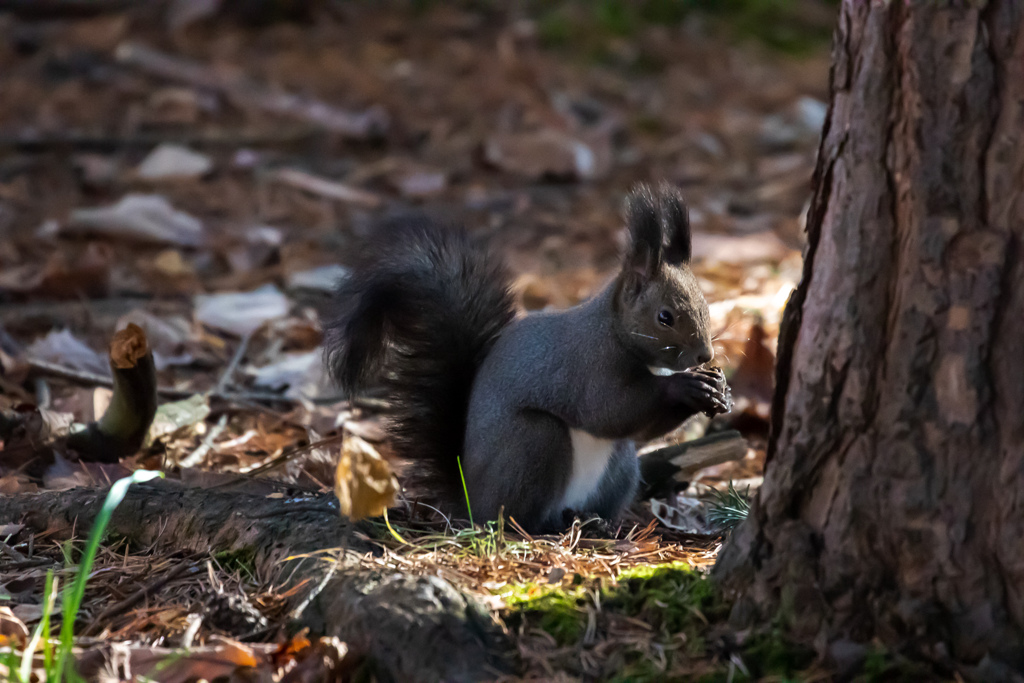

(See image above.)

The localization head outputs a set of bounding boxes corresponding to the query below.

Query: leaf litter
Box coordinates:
[0,1,834,679]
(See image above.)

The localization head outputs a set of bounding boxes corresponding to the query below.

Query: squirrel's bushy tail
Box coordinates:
[325,218,516,505]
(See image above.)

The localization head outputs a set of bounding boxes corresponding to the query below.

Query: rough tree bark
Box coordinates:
[716,1,1024,678]
[0,481,509,682]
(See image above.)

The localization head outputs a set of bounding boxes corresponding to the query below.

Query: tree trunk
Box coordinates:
[715,0,1024,677]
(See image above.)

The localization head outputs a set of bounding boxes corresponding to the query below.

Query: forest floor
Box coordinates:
[0,1,833,680]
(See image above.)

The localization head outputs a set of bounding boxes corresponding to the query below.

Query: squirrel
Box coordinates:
[325,183,731,533]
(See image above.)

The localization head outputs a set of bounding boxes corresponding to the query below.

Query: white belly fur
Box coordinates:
[562,429,617,509]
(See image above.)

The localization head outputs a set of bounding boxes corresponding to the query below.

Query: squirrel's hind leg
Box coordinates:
[581,441,640,520]
[466,409,574,533]
[554,444,640,537]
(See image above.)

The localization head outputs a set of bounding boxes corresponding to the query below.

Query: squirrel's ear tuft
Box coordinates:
[658,182,691,264]
[624,184,663,285]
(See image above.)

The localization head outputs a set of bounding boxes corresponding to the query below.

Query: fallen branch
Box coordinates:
[0,127,317,152]
[115,42,389,140]
[66,324,158,463]
[270,168,383,208]
[0,481,510,681]
[637,430,749,500]
[27,358,299,405]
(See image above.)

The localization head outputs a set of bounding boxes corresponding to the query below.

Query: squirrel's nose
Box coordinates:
[696,346,714,365]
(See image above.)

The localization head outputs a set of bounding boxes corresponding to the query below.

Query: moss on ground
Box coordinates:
[501,562,825,681]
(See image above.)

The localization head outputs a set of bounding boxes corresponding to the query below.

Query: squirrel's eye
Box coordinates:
[657,309,675,327]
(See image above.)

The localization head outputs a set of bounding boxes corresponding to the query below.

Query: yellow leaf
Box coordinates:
[334,435,398,521]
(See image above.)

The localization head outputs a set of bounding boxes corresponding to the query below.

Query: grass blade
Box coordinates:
[19,570,56,682]
[53,469,164,681]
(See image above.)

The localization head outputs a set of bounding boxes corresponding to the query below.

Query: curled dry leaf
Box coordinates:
[0,606,29,647]
[334,435,398,521]
[67,194,204,247]
[26,329,110,376]
[650,497,715,536]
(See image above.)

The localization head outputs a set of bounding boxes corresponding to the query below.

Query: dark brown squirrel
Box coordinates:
[325,183,731,533]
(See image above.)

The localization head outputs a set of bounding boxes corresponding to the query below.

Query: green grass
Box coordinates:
[706,481,752,532]
[457,455,475,528]
[534,0,836,59]
[2,470,163,682]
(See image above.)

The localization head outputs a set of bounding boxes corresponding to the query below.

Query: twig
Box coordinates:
[0,127,317,152]
[83,562,200,636]
[115,42,389,139]
[27,358,300,405]
[0,557,55,571]
[289,550,343,620]
[270,168,382,208]
[179,413,228,469]
[223,433,346,482]
[0,541,28,563]
[216,331,253,395]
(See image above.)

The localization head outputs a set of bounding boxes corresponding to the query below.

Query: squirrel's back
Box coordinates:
[324,218,516,505]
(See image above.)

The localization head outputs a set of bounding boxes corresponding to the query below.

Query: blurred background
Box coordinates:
[0,0,835,494]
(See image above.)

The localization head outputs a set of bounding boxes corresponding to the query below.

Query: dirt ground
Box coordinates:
[0,1,833,680]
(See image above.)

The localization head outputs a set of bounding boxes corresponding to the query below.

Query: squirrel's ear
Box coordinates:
[624,185,663,285]
[659,183,691,264]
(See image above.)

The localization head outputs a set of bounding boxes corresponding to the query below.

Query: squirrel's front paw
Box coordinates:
[670,367,732,416]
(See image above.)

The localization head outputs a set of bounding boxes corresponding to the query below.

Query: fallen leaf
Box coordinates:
[26,329,109,376]
[11,604,42,626]
[335,435,398,521]
[484,128,612,181]
[0,523,23,537]
[0,475,38,494]
[67,194,204,247]
[650,497,714,536]
[146,394,210,444]
[0,243,112,299]
[0,607,28,646]
[194,284,290,336]
[43,453,132,490]
[135,143,212,180]
[247,351,318,392]
[286,264,348,293]
[76,637,273,683]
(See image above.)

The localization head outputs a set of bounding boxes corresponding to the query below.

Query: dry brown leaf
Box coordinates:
[0,243,112,299]
[78,637,270,683]
[334,435,398,521]
[0,475,38,494]
[0,606,29,646]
